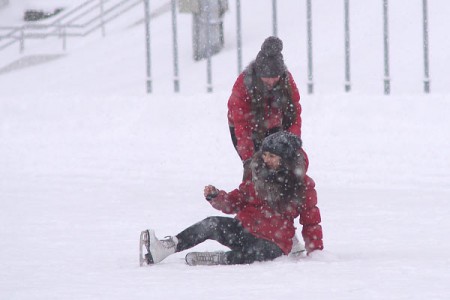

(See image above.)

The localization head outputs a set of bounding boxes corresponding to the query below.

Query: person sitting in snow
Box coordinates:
[140,131,323,266]
[226,36,324,255]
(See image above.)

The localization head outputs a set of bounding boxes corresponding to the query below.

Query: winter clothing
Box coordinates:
[299,175,323,252]
[255,36,286,77]
[141,130,322,266]
[227,65,301,162]
[227,37,323,253]
[208,150,322,255]
[261,131,303,161]
[176,217,283,264]
[251,145,305,214]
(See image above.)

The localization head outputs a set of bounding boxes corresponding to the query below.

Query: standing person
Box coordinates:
[227,36,323,254]
[140,132,318,266]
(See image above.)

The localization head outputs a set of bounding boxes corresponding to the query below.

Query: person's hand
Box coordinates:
[204,185,219,201]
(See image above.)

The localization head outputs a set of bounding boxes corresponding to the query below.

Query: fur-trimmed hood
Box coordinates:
[250,149,306,212]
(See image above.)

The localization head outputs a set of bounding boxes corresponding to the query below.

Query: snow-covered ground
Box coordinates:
[1,1,449,299]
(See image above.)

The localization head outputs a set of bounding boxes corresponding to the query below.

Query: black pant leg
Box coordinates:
[175,216,283,265]
[226,236,284,264]
[175,216,245,252]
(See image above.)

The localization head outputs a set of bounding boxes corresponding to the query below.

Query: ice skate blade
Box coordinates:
[139,230,150,266]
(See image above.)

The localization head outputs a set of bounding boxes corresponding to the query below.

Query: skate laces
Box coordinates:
[160,236,177,249]
[196,252,222,263]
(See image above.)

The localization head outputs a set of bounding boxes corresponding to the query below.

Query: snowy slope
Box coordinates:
[1,1,450,300]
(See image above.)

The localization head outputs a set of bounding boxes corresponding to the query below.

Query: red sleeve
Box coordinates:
[299,175,324,252]
[227,74,255,161]
[209,181,253,214]
[286,72,302,137]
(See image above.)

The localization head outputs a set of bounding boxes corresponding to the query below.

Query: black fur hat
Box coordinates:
[261,131,302,161]
[255,36,286,77]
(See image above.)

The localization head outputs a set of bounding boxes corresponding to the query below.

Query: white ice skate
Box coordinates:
[288,234,306,257]
[185,251,227,266]
[139,229,178,266]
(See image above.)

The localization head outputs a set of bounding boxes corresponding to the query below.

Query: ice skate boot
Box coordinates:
[185,251,227,266]
[288,234,306,257]
[139,229,178,266]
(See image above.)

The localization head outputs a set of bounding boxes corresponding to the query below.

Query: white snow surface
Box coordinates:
[1,1,450,299]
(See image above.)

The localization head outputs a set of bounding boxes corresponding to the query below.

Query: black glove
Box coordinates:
[205,188,219,201]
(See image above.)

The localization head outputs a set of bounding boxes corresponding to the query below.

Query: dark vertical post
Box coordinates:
[144,0,152,93]
[171,0,180,92]
[272,0,278,37]
[306,0,314,94]
[422,0,430,93]
[383,0,390,95]
[344,0,351,92]
[236,0,242,74]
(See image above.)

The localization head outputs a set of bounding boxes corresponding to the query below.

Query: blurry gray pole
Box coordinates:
[171,0,180,92]
[100,0,105,37]
[62,26,67,51]
[306,0,314,94]
[205,0,213,93]
[383,0,390,95]
[144,0,152,93]
[272,0,278,37]
[236,0,242,74]
[20,27,24,53]
[344,0,351,92]
[422,0,430,93]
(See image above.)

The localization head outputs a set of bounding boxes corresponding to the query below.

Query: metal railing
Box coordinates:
[0,0,142,53]
[1,0,435,95]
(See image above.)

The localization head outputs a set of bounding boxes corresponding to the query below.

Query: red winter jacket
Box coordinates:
[209,175,323,254]
[227,70,302,161]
